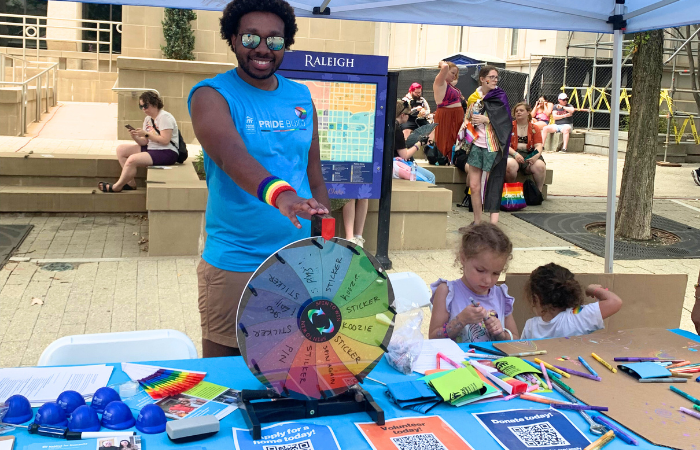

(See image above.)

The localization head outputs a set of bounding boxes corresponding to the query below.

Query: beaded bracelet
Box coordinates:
[442,322,449,338]
[257,176,296,208]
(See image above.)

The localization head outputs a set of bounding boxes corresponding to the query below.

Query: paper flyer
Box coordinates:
[122,381,237,420]
[473,409,591,450]
[356,416,473,450]
[24,436,141,450]
[233,422,340,450]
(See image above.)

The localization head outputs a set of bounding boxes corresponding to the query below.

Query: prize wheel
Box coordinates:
[236,237,395,400]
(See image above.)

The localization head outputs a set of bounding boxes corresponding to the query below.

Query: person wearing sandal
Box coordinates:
[98,91,179,192]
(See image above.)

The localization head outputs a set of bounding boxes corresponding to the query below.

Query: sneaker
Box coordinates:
[560,148,567,153]
[350,236,365,248]
[693,169,700,186]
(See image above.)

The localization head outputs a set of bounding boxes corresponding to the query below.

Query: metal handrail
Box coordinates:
[0,12,122,72]
[0,53,58,136]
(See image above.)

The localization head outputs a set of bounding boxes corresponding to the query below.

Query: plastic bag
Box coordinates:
[385,308,424,375]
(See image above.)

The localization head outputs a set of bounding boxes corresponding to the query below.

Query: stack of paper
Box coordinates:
[385,380,442,414]
[412,339,466,375]
[121,362,206,399]
[0,365,114,406]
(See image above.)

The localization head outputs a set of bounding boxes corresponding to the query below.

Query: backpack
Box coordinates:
[425,142,449,166]
[523,178,543,206]
[151,118,188,164]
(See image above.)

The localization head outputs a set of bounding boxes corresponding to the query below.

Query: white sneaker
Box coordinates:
[350,236,365,248]
[692,169,700,186]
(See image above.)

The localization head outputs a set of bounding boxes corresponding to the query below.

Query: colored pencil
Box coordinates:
[638,378,688,383]
[552,403,608,412]
[540,361,552,390]
[680,407,700,420]
[509,351,547,357]
[553,365,602,381]
[670,385,700,405]
[613,357,658,362]
[534,358,570,378]
[591,353,617,373]
[584,430,615,450]
[519,393,571,406]
[523,359,562,378]
[578,356,599,377]
[591,416,638,446]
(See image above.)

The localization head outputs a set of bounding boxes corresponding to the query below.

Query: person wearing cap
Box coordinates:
[401,83,431,139]
[542,93,575,152]
[395,99,436,184]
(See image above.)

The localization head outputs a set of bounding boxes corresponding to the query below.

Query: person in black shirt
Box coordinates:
[401,83,431,139]
[395,99,436,184]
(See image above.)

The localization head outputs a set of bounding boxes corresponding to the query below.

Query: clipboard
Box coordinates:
[0,436,15,450]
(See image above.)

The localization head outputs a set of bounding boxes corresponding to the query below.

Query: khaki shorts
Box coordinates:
[197,259,253,348]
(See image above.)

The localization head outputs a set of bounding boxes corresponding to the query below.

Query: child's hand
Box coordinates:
[458,304,485,324]
[484,311,503,337]
[585,284,604,298]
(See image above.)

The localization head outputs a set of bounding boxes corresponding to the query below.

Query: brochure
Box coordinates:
[233,422,340,450]
[356,416,474,450]
[473,409,590,450]
[123,381,237,420]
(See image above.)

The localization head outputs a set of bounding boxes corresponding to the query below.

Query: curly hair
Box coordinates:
[525,263,584,314]
[139,91,163,110]
[456,223,513,263]
[220,0,297,51]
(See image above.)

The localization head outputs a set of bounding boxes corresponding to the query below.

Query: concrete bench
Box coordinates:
[544,130,585,153]
[417,162,553,204]
[146,163,207,256]
[332,179,452,252]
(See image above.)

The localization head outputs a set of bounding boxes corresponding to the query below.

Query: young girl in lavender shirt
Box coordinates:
[429,223,519,343]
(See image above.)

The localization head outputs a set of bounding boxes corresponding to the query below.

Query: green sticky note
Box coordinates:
[428,367,485,402]
[494,357,542,378]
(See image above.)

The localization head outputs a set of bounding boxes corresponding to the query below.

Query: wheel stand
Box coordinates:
[239,385,384,440]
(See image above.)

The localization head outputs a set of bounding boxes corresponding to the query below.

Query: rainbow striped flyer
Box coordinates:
[122,362,207,400]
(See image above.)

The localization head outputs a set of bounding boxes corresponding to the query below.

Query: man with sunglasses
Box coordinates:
[188,0,329,358]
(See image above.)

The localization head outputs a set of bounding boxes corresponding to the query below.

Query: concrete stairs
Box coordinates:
[0,153,147,213]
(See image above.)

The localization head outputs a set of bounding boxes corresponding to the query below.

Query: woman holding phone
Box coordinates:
[98,91,179,192]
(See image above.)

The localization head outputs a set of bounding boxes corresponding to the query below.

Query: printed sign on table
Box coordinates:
[356,416,473,450]
[233,422,340,450]
[473,409,590,450]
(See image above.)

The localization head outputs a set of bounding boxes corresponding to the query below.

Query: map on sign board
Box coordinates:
[293,80,376,163]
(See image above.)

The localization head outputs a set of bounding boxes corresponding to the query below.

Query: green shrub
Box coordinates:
[161,9,197,60]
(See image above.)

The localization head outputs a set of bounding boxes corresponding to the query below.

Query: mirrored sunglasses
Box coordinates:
[239,34,285,51]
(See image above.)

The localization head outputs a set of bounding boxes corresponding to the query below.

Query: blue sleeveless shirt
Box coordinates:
[188,69,314,272]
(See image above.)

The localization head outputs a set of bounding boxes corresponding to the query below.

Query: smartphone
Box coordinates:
[125,124,135,131]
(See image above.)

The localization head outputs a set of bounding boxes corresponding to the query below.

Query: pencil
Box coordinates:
[584,430,615,450]
[534,358,570,378]
[578,356,599,377]
[591,353,617,373]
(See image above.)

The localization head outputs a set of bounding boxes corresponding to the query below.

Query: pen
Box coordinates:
[552,403,608,412]
[591,415,638,446]
[670,385,700,405]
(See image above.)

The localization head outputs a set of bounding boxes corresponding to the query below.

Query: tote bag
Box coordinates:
[500,182,527,211]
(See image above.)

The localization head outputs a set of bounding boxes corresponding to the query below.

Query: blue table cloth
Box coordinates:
[7,329,699,449]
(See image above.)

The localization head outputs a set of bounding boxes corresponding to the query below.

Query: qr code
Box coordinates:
[508,421,570,448]
[263,440,313,450]
[390,433,448,450]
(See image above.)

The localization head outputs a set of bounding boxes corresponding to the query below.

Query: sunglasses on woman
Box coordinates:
[139,103,148,110]
[239,33,285,51]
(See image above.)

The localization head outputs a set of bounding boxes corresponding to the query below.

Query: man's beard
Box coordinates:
[237,54,283,80]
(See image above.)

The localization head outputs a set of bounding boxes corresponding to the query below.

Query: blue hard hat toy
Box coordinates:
[101,401,135,430]
[34,402,69,427]
[90,387,121,414]
[68,405,101,432]
[135,404,167,434]
[2,395,33,424]
[57,390,86,416]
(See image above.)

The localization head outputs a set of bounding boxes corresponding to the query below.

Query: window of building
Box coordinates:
[510,28,519,56]
[0,0,48,49]
[82,3,122,54]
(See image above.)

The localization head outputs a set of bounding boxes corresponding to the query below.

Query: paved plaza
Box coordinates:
[1,103,700,367]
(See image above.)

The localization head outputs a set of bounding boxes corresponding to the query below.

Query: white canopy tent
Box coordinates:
[68,0,700,272]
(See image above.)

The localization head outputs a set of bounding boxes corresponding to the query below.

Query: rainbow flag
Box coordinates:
[501,183,526,211]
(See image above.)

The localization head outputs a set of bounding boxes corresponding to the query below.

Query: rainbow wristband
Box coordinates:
[257,176,296,208]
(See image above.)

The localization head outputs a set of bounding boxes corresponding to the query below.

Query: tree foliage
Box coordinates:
[161,8,197,61]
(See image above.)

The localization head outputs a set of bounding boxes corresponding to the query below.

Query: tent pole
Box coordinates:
[604,13,624,274]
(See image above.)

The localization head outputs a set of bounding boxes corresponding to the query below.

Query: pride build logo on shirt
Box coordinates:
[257,106,308,133]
